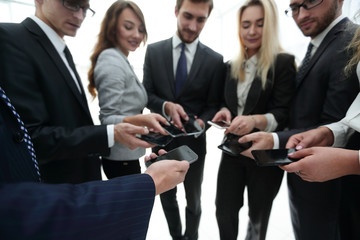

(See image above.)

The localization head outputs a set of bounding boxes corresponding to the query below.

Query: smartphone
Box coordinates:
[207,120,230,129]
[145,145,198,167]
[217,133,252,156]
[182,115,203,136]
[160,122,185,137]
[136,131,173,147]
[251,149,299,167]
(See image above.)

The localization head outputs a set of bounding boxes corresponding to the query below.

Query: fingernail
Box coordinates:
[296,145,303,150]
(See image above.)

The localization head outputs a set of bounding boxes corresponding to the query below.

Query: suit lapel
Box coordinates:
[296,18,348,88]
[22,18,91,119]
[162,39,176,96]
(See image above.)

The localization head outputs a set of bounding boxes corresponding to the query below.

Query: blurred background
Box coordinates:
[1,0,360,239]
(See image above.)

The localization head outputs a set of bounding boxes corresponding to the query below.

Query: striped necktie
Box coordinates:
[0,87,41,181]
[296,43,314,86]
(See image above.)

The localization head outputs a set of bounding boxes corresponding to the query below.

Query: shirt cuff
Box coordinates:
[325,122,354,148]
[272,132,280,149]
[264,113,278,132]
[107,124,115,148]
[162,101,171,121]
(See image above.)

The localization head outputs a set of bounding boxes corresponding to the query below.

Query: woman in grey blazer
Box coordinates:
[88,1,167,178]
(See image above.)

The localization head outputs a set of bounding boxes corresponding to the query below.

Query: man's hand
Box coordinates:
[123,113,168,135]
[114,123,155,149]
[164,102,188,128]
[144,150,189,195]
[286,127,334,149]
[280,147,360,182]
[238,132,274,159]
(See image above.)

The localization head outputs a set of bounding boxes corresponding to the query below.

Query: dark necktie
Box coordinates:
[175,42,187,96]
[64,46,83,94]
[296,43,314,85]
[0,87,41,181]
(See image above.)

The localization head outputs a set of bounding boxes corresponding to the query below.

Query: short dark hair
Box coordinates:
[176,0,214,15]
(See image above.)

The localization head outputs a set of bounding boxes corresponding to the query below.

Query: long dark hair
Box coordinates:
[88,0,147,99]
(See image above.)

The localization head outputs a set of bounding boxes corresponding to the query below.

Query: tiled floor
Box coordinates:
[144,127,296,240]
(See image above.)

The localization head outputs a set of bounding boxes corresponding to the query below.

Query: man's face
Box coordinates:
[175,0,210,43]
[37,0,90,38]
[290,0,340,39]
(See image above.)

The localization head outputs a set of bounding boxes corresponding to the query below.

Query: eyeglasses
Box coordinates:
[62,0,95,17]
[285,0,323,17]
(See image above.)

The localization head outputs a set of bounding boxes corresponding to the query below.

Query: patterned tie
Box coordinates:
[0,87,41,181]
[296,43,314,86]
[175,42,187,96]
[64,46,83,94]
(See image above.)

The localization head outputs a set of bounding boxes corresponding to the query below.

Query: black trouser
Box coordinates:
[156,134,206,240]
[287,173,341,240]
[102,158,140,179]
[215,153,284,240]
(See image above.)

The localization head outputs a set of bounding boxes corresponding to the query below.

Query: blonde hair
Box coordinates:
[231,0,282,88]
[345,25,360,76]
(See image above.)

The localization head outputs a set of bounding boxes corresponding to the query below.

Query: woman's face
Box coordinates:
[240,5,264,58]
[115,8,145,56]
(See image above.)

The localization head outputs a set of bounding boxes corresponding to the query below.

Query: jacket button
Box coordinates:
[13,132,24,143]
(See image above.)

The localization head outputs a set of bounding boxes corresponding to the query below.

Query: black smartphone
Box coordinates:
[136,131,173,147]
[160,122,185,137]
[217,133,252,156]
[207,120,230,129]
[145,145,198,167]
[182,115,203,136]
[251,149,299,167]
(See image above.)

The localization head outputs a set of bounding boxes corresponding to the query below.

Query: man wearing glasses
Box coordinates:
[0,0,158,184]
[240,0,360,239]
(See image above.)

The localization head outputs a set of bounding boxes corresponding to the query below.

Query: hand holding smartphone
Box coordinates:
[218,133,252,156]
[145,145,198,167]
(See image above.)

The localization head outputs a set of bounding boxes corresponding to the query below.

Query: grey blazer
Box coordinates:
[94,48,147,160]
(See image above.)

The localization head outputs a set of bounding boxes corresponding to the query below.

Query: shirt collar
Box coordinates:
[172,34,199,55]
[30,15,67,54]
[311,14,345,49]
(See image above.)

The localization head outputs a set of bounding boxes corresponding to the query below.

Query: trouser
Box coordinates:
[215,153,284,240]
[157,135,206,240]
[287,173,341,240]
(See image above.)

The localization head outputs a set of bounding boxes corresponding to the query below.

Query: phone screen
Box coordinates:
[251,149,298,167]
[160,122,185,137]
[182,116,203,135]
[207,120,230,129]
[136,132,173,147]
[145,145,198,167]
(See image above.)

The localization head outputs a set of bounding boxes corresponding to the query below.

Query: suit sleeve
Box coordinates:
[0,174,155,240]
[143,44,168,114]
[266,54,296,130]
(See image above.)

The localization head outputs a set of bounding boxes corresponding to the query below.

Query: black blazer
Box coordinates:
[277,18,360,147]
[224,53,296,131]
[143,38,225,124]
[0,18,110,183]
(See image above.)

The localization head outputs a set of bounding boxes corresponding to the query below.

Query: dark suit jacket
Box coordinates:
[0,18,110,184]
[224,53,296,131]
[0,96,156,240]
[143,38,225,124]
[277,18,360,147]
